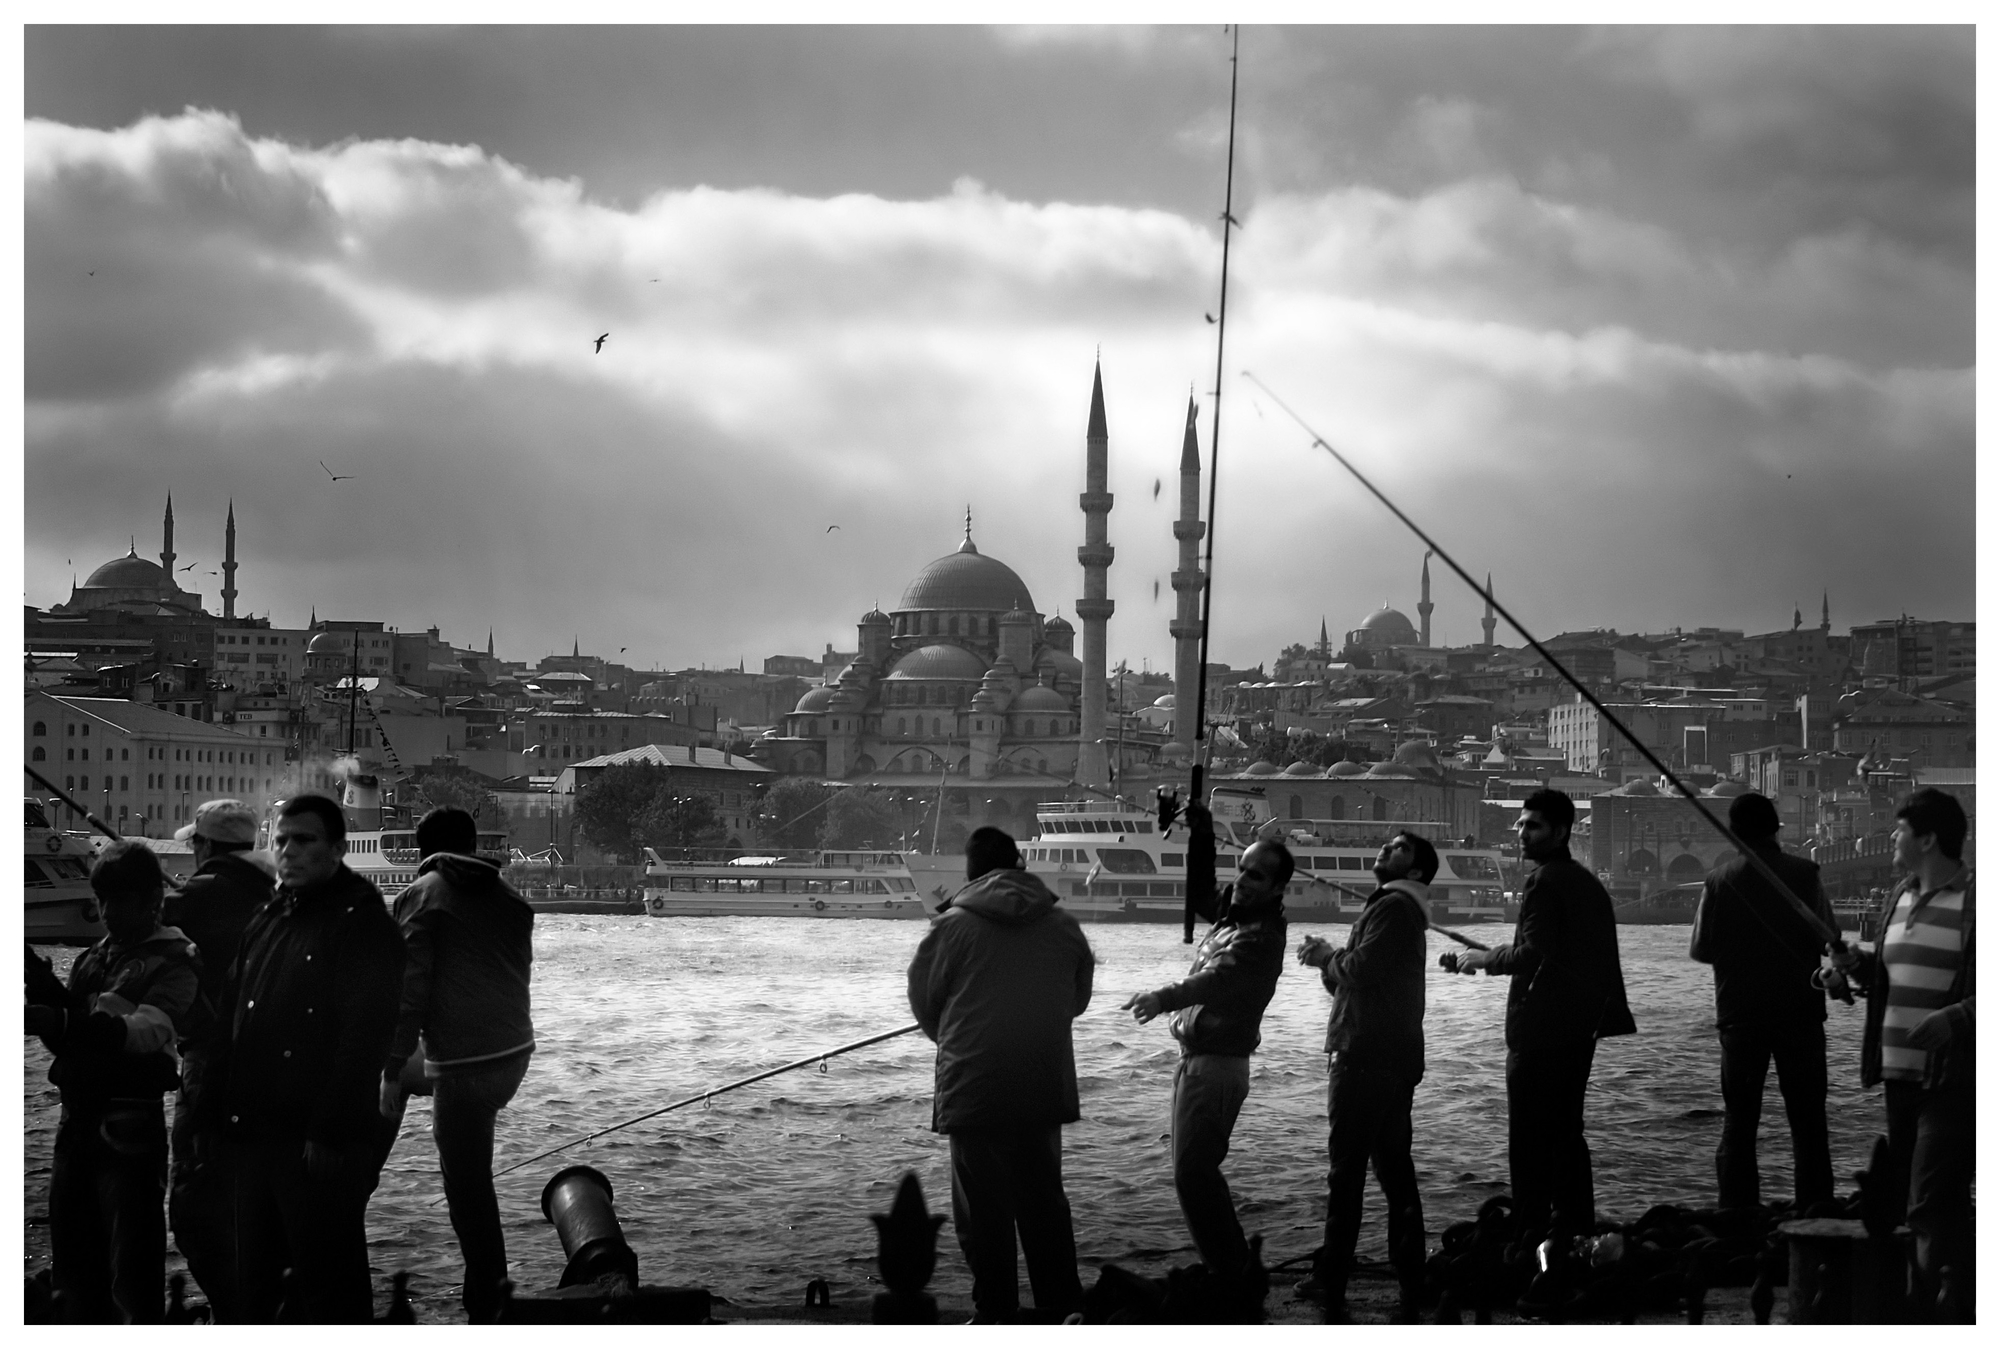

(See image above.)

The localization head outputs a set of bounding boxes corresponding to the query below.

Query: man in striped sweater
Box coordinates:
[1827,787,1974,1321]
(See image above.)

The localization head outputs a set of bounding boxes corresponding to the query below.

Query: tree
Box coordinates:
[574,761,674,863]
[757,777,838,851]
[819,788,903,850]
[411,767,505,829]
[640,791,726,857]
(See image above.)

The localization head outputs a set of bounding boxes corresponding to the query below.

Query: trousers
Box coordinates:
[170,1047,240,1321]
[50,1103,169,1323]
[432,1053,531,1322]
[1171,1053,1252,1274]
[1320,1058,1423,1299]
[233,1133,379,1322]
[1714,1018,1833,1209]
[947,1125,1084,1320]
[1884,1078,1976,1317]
[1505,1039,1598,1240]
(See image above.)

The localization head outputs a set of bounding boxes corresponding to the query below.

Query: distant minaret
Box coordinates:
[1075,361,1115,789]
[1481,574,1496,650]
[1168,395,1205,757]
[1418,550,1434,646]
[221,499,238,619]
[1318,616,1330,657]
[487,629,495,658]
[1821,592,1830,632]
[160,494,176,576]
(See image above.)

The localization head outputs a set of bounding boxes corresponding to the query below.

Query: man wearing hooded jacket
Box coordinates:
[1297,830,1435,1313]
[379,806,535,1324]
[908,826,1095,1323]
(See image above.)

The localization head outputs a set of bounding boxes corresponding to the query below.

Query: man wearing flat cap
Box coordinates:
[162,799,277,1322]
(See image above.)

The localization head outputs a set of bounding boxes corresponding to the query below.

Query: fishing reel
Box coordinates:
[1155,786,1183,838]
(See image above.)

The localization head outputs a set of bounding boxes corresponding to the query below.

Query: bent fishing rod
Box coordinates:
[1243,373,1851,975]
[1186,23,1242,945]
[482,1022,924,1187]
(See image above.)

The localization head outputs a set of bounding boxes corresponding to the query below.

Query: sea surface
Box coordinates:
[25,917,1882,1321]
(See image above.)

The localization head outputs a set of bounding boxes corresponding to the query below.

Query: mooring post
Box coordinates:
[871,1172,946,1324]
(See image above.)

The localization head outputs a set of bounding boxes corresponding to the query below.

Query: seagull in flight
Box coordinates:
[319,460,354,482]
[1153,478,1161,500]
[593,333,610,353]
[826,524,841,533]
[179,562,197,572]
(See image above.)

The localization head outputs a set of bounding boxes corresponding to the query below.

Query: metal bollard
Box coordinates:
[541,1164,641,1291]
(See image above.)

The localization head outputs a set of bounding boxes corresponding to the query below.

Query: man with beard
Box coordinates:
[1296,830,1435,1317]
[204,793,404,1322]
[1443,788,1635,1244]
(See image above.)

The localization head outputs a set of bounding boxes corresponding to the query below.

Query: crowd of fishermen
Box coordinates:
[25,781,1974,1324]
[26,795,534,1324]
[906,785,1974,1324]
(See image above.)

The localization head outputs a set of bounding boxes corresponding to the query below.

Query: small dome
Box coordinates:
[886,644,990,681]
[1001,606,1036,625]
[1044,614,1075,635]
[1704,780,1749,798]
[1615,777,1660,796]
[1392,740,1442,769]
[1014,685,1068,712]
[1152,693,1176,709]
[307,630,350,655]
[1283,760,1320,776]
[794,684,837,713]
[897,537,1036,613]
[1036,648,1083,676]
[1329,759,1367,777]
[1365,759,1412,777]
[860,608,891,625]
[1245,760,1279,776]
[81,548,171,591]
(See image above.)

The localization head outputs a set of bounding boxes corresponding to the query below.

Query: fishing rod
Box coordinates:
[1242,373,1852,976]
[1186,23,1242,945]
[1288,870,1490,949]
[25,764,123,841]
[483,1022,925,1188]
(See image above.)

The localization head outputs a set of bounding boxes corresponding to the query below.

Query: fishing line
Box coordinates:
[1241,372,1849,964]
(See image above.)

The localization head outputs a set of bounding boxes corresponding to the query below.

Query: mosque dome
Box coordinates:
[886,644,990,681]
[1391,739,1443,769]
[860,608,891,626]
[1704,780,1749,798]
[1329,759,1367,777]
[1283,760,1320,776]
[1152,693,1175,709]
[1014,684,1069,712]
[307,629,351,655]
[1036,648,1083,678]
[794,684,838,713]
[82,549,170,591]
[1044,614,1075,636]
[1353,606,1420,646]
[1614,777,1661,796]
[897,536,1036,614]
[1245,760,1279,776]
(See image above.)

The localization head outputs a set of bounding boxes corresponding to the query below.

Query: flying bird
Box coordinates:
[1153,579,1161,601]
[86,271,96,278]
[593,333,610,353]
[1153,478,1161,500]
[826,524,841,533]
[318,460,354,482]
[179,562,197,572]
[1204,312,1216,323]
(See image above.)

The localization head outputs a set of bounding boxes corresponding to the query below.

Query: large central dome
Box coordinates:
[897,536,1036,614]
[82,549,170,591]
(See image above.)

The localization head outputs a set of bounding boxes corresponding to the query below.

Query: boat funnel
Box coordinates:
[540,1165,640,1290]
[342,771,382,833]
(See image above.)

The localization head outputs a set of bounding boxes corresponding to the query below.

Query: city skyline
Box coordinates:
[24,25,1974,674]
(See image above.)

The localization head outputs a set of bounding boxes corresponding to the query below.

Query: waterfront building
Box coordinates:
[552,743,776,856]
[25,691,282,834]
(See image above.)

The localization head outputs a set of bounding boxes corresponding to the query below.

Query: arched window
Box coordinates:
[1372,796,1388,821]
[31,746,45,761]
[32,721,45,736]
[1289,794,1304,818]
[898,718,907,734]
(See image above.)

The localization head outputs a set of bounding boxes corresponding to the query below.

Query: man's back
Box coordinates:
[908,868,1094,1132]
[164,851,276,1044]
[388,853,535,1075]
[1496,849,1634,1048]
[1690,845,1831,1027]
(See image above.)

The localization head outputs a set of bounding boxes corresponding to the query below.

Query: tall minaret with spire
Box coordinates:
[1418,550,1434,647]
[1821,591,1830,632]
[160,494,176,576]
[1481,574,1496,650]
[221,499,238,619]
[1075,361,1115,789]
[1169,395,1206,758]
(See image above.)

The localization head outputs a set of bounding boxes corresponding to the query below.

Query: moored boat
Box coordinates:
[643,849,927,919]
[24,799,106,946]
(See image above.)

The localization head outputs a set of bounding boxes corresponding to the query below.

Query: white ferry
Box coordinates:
[24,799,106,946]
[254,816,510,897]
[905,790,1513,925]
[641,849,929,919]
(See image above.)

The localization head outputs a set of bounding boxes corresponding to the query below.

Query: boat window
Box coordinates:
[670,877,695,892]
[1341,856,1367,870]
[1450,855,1501,880]
[24,860,51,888]
[697,878,719,892]
[833,880,854,893]
[1161,853,1182,868]
[862,879,885,894]
[1096,848,1157,875]
[1150,882,1177,897]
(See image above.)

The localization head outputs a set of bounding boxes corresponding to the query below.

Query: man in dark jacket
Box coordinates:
[1689,792,1836,1211]
[1123,805,1287,1277]
[1297,830,1434,1313]
[1825,787,1974,1321]
[1444,788,1634,1242]
[907,826,1095,1323]
[205,793,405,1322]
[26,841,200,1323]
[162,797,276,1322]
[379,807,535,1324]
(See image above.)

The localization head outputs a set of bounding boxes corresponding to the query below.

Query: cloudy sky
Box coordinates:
[22,25,1975,675]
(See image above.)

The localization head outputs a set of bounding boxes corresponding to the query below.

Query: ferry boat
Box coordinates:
[254,815,511,898]
[24,799,106,946]
[905,790,1513,925]
[642,849,928,919]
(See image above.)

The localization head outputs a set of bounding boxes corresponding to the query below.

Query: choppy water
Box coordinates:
[25,918,1880,1321]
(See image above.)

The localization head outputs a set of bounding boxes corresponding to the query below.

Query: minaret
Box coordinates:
[1821,592,1830,632]
[1418,550,1434,647]
[1168,395,1205,758]
[1481,574,1496,650]
[487,629,495,658]
[1318,617,1330,658]
[160,494,176,576]
[1075,361,1115,789]
[221,499,238,619]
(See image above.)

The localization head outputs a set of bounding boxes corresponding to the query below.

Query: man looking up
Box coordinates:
[163,798,276,1322]
[1689,791,1837,1212]
[1443,788,1634,1244]
[26,841,199,1323]
[380,806,536,1324]
[1825,787,1974,1321]
[1123,804,1289,1281]
[907,826,1095,1323]
[1296,830,1434,1318]
[204,793,404,1322]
